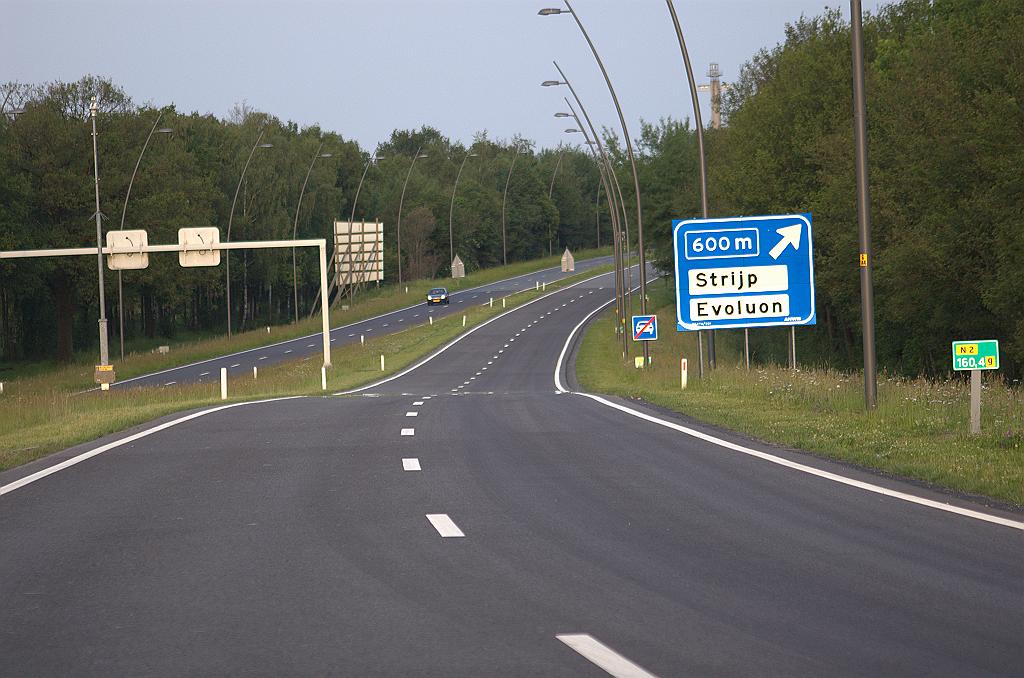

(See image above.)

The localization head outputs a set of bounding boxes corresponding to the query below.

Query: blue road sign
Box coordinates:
[672,214,815,331]
[632,314,658,341]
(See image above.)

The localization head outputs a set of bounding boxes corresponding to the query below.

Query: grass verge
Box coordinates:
[575,284,1024,507]
[0,247,610,389]
[0,262,614,472]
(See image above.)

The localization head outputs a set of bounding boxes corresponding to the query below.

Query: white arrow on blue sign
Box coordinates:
[672,214,816,331]
[632,314,658,341]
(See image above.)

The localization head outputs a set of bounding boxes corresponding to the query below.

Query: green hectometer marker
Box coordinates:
[952,340,999,371]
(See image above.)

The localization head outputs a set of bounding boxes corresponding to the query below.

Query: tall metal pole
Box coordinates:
[396,145,425,286]
[292,141,329,323]
[559,0,650,364]
[89,97,109,370]
[225,127,269,337]
[564,95,627,357]
[595,180,602,249]
[551,64,628,355]
[547,147,565,256]
[118,110,171,361]
[850,0,877,409]
[344,154,378,308]
[665,0,715,368]
[501,145,521,266]
[449,151,476,269]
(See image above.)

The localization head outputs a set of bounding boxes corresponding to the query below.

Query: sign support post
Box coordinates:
[970,369,981,435]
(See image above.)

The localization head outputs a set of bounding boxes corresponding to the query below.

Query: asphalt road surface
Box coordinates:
[2,266,1022,676]
[112,255,612,390]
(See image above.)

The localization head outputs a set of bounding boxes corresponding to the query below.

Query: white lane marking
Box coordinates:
[550,285,1024,532]
[331,338,336,342]
[406,411,418,417]
[199,371,210,376]
[102,258,615,390]
[426,513,465,537]
[504,344,509,348]
[284,349,293,354]
[307,343,315,347]
[258,356,268,361]
[492,355,498,359]
[0,397,305,497]
[487,361,493,365]
[403,458,421,471]
[413,314,420,318]
[481,367,488,370]
[163,381,176,386]
[556,634,656,678]
[349,333,355,337]
[509,338,515,342]
[472,295,479,298]
[383,323,389,327]
[230,363,240,368]
[413,401,424,406]
[334,268,620,396]
[399,319,404,322]
[470,377,476,381]
[401,428,415,436]
[457,299,464,303]
[422,396,432,400]
[475,372,481,376]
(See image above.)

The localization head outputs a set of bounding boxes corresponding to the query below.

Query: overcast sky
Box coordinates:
[3,0,887,152]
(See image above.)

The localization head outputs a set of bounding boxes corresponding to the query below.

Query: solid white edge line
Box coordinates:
[0,396,306,497]
[402,458,421,471]
[553,284,1024,532]
[106,255,611,389]
[556,634,657,678]
[332,266,629,396]
[426,513,465,537]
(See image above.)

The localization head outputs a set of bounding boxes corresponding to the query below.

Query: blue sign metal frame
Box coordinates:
[632,314,658,341]
[673,214,816,331]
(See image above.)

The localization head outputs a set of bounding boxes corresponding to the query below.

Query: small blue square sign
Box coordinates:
[632,315,658,341]
[672,214,816,331]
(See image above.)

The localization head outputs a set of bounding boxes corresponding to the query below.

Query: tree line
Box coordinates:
[0,82,608,362]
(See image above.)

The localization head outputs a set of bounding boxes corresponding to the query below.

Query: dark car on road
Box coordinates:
[426,287,450,306]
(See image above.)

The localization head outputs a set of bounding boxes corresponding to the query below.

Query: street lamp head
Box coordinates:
[259,143,273,148]
[319,153,333,158]
[554,112,571,118]
[541,80,565,87]
[156,128,173,134]
[564,128,581,134]
[417,153,428,158]
[538,8,565,15]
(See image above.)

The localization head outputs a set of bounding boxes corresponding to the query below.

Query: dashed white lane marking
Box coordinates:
[422,396,432,400]
[307,343,315,347]
[284,349,293,354]
[463,381,470,385]
[498,349,504,354]
[413,401,424,406]
[413,314,420,318]
[469,377,476,381]
[258,356,268,360]
[365,328,373,332]
[474,372,481,376]
[349,333,355,337]
[406,411,418,417]
[472,295,479,298]
[331,338,337,342]
[403,458,421,471]
[504,344,509,348]
[556,634,656,678]
[383,323,389,327]
[457,299,464,303]
[426,514,465,538]
[199,371,210,376]
[164,381,176,386]
[230,363,240,368]
[487,361,493,365]
[509,338,515,342]
[481,367,488,370]
[401,428,415,436]
[492,355,498,359]
[399,319,404,322]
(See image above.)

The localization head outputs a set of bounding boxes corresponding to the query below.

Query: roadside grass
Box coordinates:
[575,285,1024,507]
[0,247,610,389]
[0,262,614,472]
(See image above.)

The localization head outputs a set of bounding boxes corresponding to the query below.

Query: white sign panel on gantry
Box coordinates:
[672,214,815,331]
[334,220,384,285]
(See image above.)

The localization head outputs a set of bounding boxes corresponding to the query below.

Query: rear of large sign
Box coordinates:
[334,221,384,285]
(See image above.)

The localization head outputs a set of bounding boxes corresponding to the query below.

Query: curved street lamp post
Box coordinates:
[291,142,332,322]
[448,151,478,272]
[547,145,565,256]
[665,0,716,369]
[500,144,522,266]
[541,1,651,364]
[117,110,172,360]
[225,129,273,336]
[396,147,427,286]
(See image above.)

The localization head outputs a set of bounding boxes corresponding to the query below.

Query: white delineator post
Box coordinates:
[253,366,258,380]
[462,315,466,327]
[680,358,688,389]
[220,367,227,400]
[380,354,385,371]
